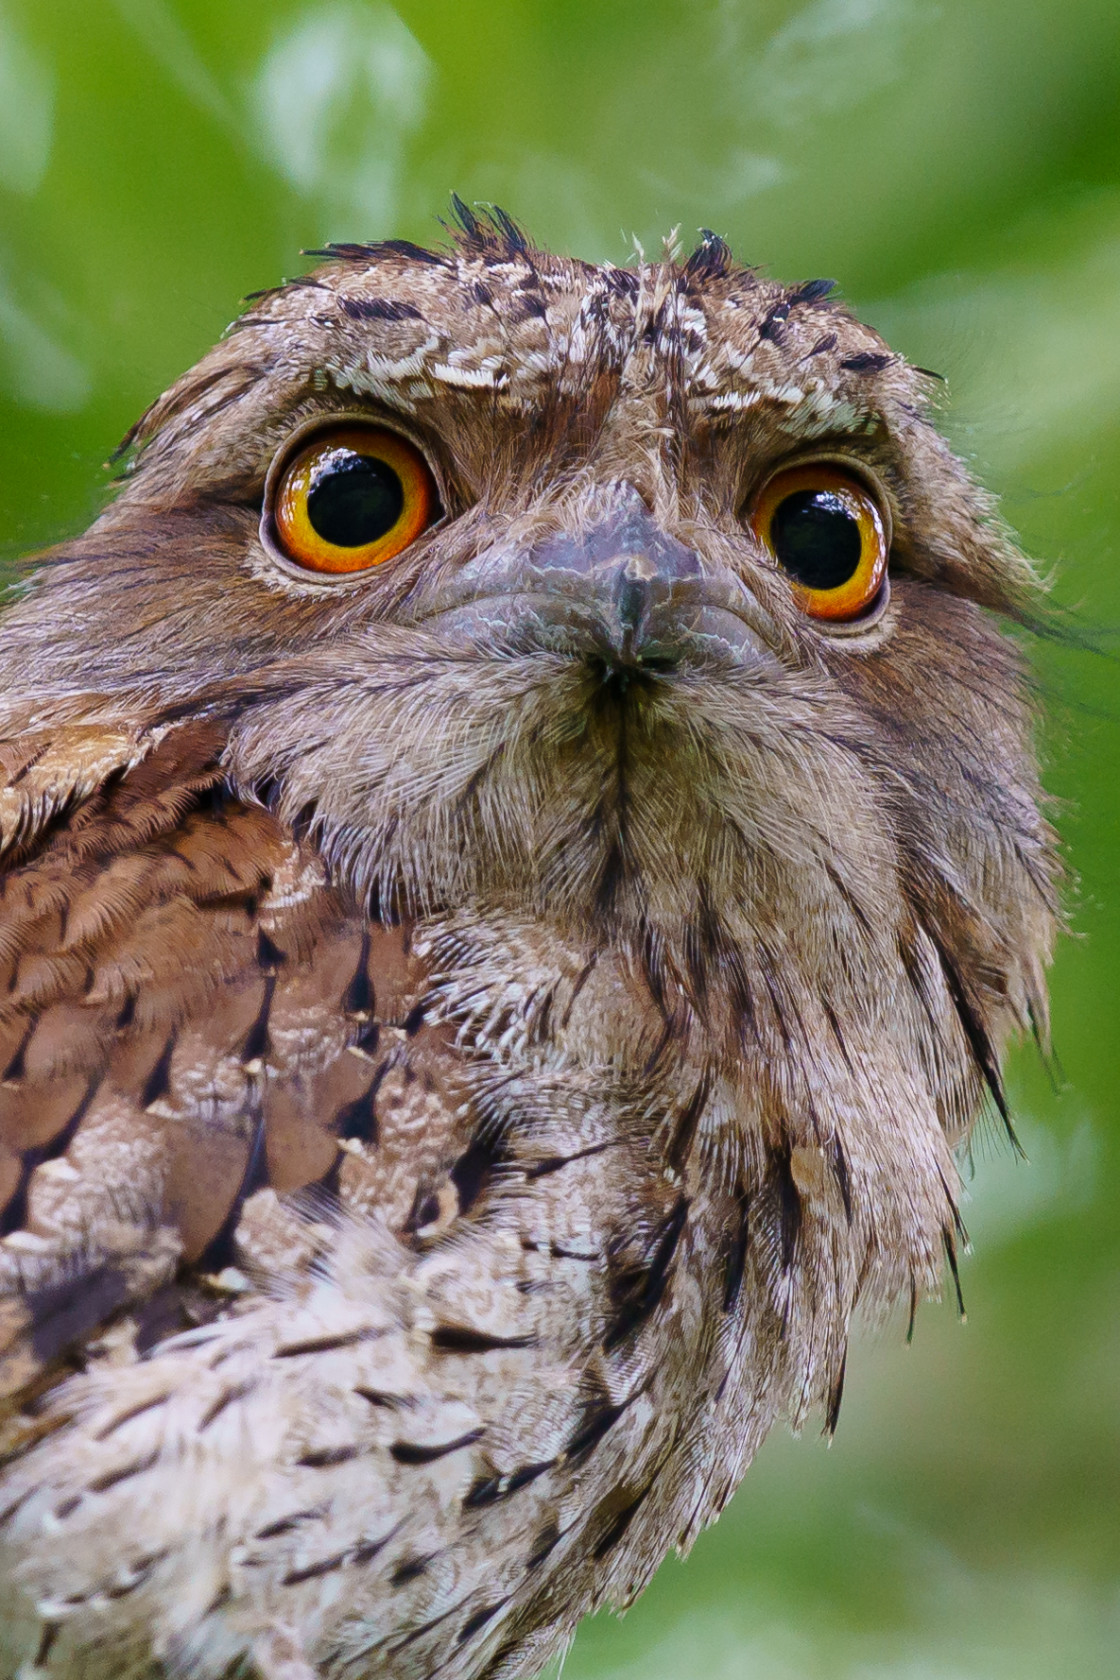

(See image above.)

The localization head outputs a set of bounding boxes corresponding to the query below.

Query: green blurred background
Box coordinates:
[0,1,1116,1674]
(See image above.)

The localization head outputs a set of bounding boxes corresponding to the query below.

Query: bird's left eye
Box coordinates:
[268,424,438,575]
[751,463,889,622]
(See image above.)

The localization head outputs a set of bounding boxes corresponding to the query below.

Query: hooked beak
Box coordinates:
[409,485,781,673]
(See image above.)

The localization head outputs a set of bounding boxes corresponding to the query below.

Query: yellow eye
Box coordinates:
[271,424,438,575]
[751,463,889,622]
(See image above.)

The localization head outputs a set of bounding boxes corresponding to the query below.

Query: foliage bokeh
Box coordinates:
[0,2,1116,1674]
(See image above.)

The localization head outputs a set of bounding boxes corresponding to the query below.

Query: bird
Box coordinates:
[0,204,1057,1680]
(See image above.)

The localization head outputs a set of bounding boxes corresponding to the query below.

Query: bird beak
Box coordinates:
[411,484,781,672]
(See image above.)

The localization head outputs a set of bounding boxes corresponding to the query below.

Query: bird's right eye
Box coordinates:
[267,423,439,576]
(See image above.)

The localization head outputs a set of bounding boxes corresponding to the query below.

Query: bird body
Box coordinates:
[0,216,1056,1679]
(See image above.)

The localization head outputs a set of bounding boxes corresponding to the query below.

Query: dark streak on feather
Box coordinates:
[457,1601,505,1644]
[141,1032,176,1109]
[943,1228,967,1319]
[390,1428,485,1465]
[924,917,1021,1153]
[86,1449,159,1494]
[831,1136,854,1224]
[390,1552,436,1586]
[840,351,892,373]
[401,1001,426,1035]
[560,951,599,1027]
[354,1385,410,1411]
[525,1140,613,1180]
[197,1109,269,1272]
[526,1519,561,1570]
[790,278,838,304]
[342,930,374,1017]
[450,1131,505,1215]
[825,1350,847,1436]
[684,231,733,284]
[592,1484,652,1558]
[339,296,424,323]
[297,1444,362,1468]
[305,240,449,269]
[334,1072,384,1147]
[722,1184,751,1312]
[1,1016,35,1083]
[758,301,790,344]
[2,1075,99,1237]
[604,1195,689,1350]
[199,1381,256,1432]
[430,1325,535,1354]
[92,1393,170,1441]
[566,1395,625,1462]
[281,1549,352,1586]
[774,1149,802,1273]
[256,926,285,970]
[240,975,276,1065]
[255,1508,324,1541]
[274,1329,377,1358]
[667,1072,711,1173]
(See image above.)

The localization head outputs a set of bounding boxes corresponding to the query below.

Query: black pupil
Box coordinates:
[306,449,405,547]
[770,489,863,591]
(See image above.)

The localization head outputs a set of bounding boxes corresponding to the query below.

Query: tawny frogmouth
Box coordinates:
[0,212,1056,1680]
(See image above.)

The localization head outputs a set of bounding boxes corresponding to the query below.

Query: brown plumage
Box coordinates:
[0,213,1056,1680]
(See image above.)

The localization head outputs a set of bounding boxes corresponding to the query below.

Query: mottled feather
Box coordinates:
[0,217,1056,1680]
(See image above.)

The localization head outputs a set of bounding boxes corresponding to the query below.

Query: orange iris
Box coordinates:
[751,463,889,622]
[272,424,437,575]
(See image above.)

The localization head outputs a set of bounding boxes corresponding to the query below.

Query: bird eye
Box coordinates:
[269,424,438,575]
[751,463,889,622]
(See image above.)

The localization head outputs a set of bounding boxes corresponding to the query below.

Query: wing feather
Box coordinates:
[0,721,469,1408]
